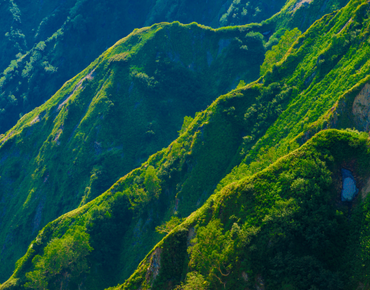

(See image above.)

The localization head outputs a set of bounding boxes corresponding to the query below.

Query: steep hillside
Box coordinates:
[217,0,370,189]
[0,0,347,134]
[2,0,370,288]
[144,0,287,28]
[0,0,288,134]
[0,21,266,283]
[120,129,370,290]
[0,0,350,282]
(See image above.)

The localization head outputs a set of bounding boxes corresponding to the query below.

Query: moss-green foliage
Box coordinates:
[120,129,370,290]
[260,28,301,75]
[144,166,161,199]
[156,216,184,234]
[24,226,92,290]
[174,272,207,290]
[0,0,364,288]
[272,0,349,32]
[187,219,233,285]
[0,20,270,282]
[0,0,292,135]
[178,116,194,136]
[125,165,161,209]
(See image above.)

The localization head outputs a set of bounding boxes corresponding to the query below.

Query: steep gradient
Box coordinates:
[0,0,291,134]
[0,20,270,282]
[120,129,370,290]
[1,0,367,288]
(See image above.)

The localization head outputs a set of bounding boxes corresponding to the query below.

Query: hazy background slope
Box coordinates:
[0,0,349,282]
[2,0,370,288]
[0,0,291,134]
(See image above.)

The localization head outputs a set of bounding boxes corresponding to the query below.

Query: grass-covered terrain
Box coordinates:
[0,0,350,281]
[0,20,268,282]
[119,128,370,290]
[218,0,370,189]
[0,0,294,134]
[1,0,370,288]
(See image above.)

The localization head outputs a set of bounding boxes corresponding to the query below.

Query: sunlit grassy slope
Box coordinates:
[1,0,367,288]
[120,128,370,290]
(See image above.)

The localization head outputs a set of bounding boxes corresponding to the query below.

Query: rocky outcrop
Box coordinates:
[145,248,162,285]
[352,83,370,131]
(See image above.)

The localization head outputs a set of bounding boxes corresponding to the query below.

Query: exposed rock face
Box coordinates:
[352,83,370,131]
[145,248,162,284]
[341,169,358,202]
[292,0,314,11]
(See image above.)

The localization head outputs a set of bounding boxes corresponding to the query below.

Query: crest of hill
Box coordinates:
[0,0,290,134]
[0,0,350,280]
[0,21,267,283]
[0,0,364,287]
[3,0,370,288]
[0,0,348,134]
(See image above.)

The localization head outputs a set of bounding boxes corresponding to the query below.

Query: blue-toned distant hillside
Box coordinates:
[0,0,294,134]
[1,0,366,287]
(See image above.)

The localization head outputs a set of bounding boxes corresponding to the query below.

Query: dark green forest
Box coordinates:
[1,0,370,289]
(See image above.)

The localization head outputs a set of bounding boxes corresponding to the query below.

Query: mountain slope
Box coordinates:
[0,0,290,134]
[0,0,366,288]
[0,21,266,283]
[0,0,350,281]
[120,128,370,290]
[0,0,348,134]
[2,0,370,287]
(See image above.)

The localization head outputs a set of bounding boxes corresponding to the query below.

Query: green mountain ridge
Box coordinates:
[0,0,292,134]
[0,0,348,282]
[120,128,370,290]
[1,0,369,288]
[218,0,370,187]
[0,20,267,282]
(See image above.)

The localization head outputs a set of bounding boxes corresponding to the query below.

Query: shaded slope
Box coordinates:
[0,0,347,134]
[1,77,267,289]
[0,0,288,134]
[0,0,363,287]
[0,22,265,283]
